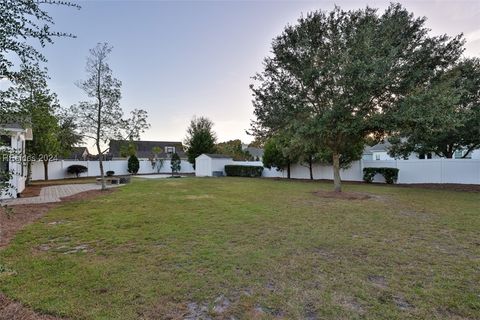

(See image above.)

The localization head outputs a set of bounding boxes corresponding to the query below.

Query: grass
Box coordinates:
[0,177,479,319]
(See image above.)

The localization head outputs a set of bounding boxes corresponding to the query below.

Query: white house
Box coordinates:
[195,154,233,177]
[364,141,480,161]
[1,124,33,199]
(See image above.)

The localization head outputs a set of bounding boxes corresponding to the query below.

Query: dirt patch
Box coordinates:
[0,189,114,319]
[19,184,52,198]
[0,293,64,320]
[269,178,480,193]
[393,295,414,311]
[0,203,56,248]
[313,190,372,200]
[396,183,480,193]
[367,275,388,289]
[184,195,213,200]
[333,294,365,314]
[0,189,115,249]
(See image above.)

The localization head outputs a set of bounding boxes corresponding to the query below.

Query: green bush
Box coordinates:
[67,165,88,178]
[363,167,399,184]
[225,165,263,177]
[128,155,139,174]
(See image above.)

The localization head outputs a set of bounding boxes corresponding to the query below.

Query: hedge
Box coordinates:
[363,167,399,184]
[67,165,88,178]
[225,165,263,177]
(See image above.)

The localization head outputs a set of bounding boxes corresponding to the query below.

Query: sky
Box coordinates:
[40,0,480,147]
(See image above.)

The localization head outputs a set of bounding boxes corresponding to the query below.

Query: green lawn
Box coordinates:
[1,178,479,319]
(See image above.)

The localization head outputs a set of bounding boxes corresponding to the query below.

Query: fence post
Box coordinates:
[440,158,444,184]
[359,159,364,181]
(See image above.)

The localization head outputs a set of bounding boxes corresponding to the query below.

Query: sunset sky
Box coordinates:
[41,0,480,146]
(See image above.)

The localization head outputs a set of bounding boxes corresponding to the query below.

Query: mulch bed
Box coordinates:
[313,190,372,200]
[0,188,115,319]
[269,178,480,193]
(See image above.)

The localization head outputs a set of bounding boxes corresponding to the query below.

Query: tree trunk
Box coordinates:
[309,156,313,180]
[444,144,453,158]
[97,145,106,190]
[287,162,291,179]
[26,160,32,185]
[332,152,341,192]
[43,160,49,181]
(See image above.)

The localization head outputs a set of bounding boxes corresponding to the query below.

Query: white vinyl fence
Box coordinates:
[200,159,480,185]
[362,159,480,184]
[31,159,194,181]
[33,158,480,185]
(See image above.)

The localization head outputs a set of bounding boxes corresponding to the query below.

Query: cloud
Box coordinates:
[465,29,480,43]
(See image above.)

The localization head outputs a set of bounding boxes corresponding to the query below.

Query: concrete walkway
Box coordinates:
[3,183,118,206]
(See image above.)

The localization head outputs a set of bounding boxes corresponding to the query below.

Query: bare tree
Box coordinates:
[74,43,149,190]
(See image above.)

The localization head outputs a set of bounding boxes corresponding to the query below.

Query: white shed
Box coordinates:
[195,154,233,177]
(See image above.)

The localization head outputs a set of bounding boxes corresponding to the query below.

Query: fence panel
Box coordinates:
[32,158,480,184]
[31,159,195,181]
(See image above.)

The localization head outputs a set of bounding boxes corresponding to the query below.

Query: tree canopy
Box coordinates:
[73,43,150,189]
[184,116,217,167]
[0,0,79,122]
[388,58,480,159]
[251,4,464,191]
[216,140,253,161]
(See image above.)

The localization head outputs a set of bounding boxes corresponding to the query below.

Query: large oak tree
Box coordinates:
[251,4,463,192]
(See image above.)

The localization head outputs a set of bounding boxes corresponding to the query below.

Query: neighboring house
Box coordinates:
[364,141,480,160]
[0,123,33,199]
[61,146,90,161]
[108,140,187,160]
[245,146,264,161]
[195,154,233,177]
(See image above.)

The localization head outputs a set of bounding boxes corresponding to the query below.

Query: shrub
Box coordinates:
[363,167,399,184]
[225,165,263,177]
[128,155,139,174]
[170,152,181,175]
[67,165,88,178]
[106,171,115,177]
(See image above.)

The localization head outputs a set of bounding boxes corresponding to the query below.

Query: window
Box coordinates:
[165,146,175,154]
[455,149,471,159]
[0,135,10,146]
[375,154,380,160]
[0,159,8,182]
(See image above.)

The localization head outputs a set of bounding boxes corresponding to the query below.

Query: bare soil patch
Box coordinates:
[269,178,480,193]
[313,190,372,200]
[184,194,213,200]
[0,293,64,320]
[0,189,114,319]
[1,189,115,248]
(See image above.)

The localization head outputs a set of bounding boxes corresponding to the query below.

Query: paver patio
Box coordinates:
[3,183,119,205]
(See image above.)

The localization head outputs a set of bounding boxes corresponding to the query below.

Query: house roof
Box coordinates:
[245,147,264,159]
[202,154,233,159]
[61,147,90,160]
[109,140,186,159]
[368,141,392,152]
[1,123,23,130]
[0,123,33,140]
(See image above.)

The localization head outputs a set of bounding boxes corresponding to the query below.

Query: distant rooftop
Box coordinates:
[202,154,233,159]
[367,141,392,153]
[109,140,186,159]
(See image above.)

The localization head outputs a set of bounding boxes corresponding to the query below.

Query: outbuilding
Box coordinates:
[195,154,233,177]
